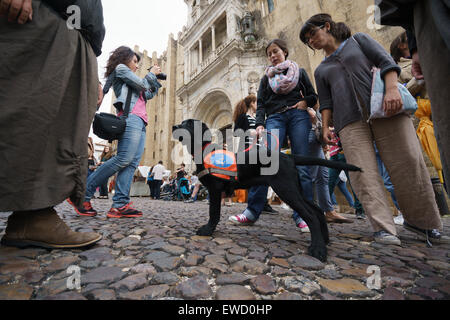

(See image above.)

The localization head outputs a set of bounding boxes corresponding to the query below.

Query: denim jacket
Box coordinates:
[103,64,162,113]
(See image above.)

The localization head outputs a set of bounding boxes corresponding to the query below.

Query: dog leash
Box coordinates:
[244,131,280,153]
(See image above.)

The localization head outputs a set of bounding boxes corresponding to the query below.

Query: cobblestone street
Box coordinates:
[0,198,449,300]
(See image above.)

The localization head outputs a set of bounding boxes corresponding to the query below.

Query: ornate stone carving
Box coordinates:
[247,71,260,95]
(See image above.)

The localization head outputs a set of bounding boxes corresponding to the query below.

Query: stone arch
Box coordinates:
[192,89,233,130]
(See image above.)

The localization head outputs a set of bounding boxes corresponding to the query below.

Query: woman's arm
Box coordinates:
[314,69,335,145]
[321,109,335,145]
[115,64,160,92]
[383,70,403,116]
[255,76,268,135]
[143,74,162,100]
[301,69,318,108]
[103,74,113,95]
[353,34,403,116]
[353,33,401,79]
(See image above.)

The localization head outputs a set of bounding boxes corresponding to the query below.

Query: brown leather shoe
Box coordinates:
[1,208,102,249]
[325,211,354,224]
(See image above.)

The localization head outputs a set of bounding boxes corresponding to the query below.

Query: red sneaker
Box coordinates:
[107,202,142,219]
[67,199,97,217]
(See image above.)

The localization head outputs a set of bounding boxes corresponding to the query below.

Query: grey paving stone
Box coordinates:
[215,285,256,300]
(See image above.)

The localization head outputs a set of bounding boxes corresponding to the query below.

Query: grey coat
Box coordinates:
[376,0,450,51]
[314,33,401,133]
[0,1,100,211]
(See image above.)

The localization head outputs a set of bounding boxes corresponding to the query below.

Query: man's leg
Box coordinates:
[155,180,162,199]
[414,0,450,196]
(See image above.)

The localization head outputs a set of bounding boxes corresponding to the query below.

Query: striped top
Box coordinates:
[234,113,257,151]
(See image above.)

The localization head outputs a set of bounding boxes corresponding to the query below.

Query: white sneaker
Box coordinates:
[394,213,404,225]
[281,203,290,210]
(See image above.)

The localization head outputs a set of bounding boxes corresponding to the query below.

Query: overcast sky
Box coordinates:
[92,0,188,143]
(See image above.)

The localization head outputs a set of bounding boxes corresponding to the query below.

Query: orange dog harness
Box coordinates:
[199,150,238,181]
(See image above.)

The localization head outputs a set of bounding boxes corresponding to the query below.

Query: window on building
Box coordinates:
[267,0,274,13]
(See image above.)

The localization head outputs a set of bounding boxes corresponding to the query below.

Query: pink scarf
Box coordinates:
[265,60,300,95]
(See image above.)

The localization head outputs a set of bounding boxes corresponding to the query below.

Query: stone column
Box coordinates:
[184,51,189,82]
[226,9,237,40]
[211,25,216,52]
[199,39,203,64]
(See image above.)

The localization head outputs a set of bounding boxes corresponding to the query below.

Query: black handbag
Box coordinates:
[93,86,132,142]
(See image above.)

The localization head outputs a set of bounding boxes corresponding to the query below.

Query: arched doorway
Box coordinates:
[193,90,233,146]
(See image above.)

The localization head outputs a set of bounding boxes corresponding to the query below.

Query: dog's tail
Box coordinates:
[293,155,362,172]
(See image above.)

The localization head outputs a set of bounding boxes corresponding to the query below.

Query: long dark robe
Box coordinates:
[0,1,99,211]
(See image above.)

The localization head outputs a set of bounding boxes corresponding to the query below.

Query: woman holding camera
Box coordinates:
[69,46,162,218]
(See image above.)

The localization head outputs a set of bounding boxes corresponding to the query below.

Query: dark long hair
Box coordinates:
[232,95,257,122]
[265,38,289,59]
[299,14,351,49]
[390,32,408,63]
[104,46,141,78]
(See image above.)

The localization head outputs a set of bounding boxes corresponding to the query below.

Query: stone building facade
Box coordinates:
[117,0,403,172]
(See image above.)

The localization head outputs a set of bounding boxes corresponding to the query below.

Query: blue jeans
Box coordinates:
[85,114,146,208]
[243,109,313,222]
[374,144,400,210]
[331,179,355,208]
[292,130,335,224]
[328,153,364,213]
[308,130,334,212]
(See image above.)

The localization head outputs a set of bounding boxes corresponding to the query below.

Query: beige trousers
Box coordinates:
[339,114,442,236]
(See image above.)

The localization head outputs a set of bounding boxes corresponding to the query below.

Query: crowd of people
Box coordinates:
[0,0,448,253]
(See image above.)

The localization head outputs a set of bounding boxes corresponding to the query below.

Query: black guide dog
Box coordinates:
[172,119,361,262]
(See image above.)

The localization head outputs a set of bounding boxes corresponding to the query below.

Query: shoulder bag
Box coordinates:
[93,86,132,142]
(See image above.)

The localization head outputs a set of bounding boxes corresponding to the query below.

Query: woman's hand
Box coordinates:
[307,107,317,124]
[383,86,403,117]
[383,70,403,117]
[0,0,33,24]
[149,65,161,76]
[322,126,336,146]
[256,125,265,138]
[411,51,424,80]
[97,83,104,107]
[294,100,308,110]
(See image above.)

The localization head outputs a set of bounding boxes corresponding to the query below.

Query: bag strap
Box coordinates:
[122,86,133,118]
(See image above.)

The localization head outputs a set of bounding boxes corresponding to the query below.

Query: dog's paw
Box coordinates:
[308,245,327,263]
[196,224,215,236]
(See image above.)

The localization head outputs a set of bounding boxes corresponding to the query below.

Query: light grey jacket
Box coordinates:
[103,64,161,113]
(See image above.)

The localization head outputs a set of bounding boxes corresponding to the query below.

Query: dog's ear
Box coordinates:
[201,122,212,143]
[201,122,209,133]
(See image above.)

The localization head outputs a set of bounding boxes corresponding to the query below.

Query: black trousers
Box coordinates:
[152,180,162,199]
